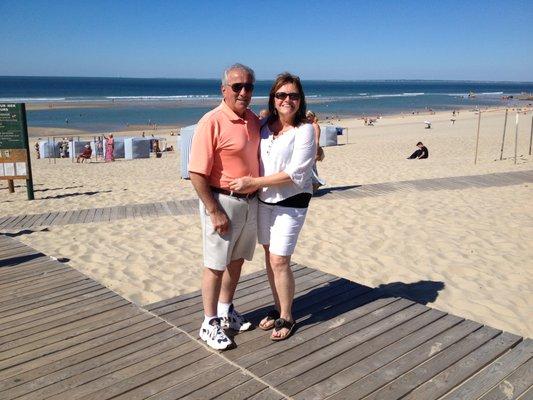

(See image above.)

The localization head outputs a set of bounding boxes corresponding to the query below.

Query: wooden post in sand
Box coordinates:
[529,114,533,155]
[474,111,481,164]
[499,109,508,160]
[514,113,519,165]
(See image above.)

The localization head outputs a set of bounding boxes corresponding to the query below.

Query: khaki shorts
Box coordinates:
[200,193,258,270]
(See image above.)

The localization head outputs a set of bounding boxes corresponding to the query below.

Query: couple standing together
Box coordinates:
[189,63,319,350]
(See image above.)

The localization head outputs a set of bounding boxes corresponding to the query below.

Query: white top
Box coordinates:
[259,122,316,203]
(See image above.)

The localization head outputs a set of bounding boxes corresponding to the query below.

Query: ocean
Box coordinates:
[1,76,532,132]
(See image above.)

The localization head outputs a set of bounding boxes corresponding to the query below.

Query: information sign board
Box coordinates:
[0,103,34,199]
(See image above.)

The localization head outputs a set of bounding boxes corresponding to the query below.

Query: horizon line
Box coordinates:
[1,75,532,84]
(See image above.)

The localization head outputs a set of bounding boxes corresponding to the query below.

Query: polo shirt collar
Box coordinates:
[220,100,249,122]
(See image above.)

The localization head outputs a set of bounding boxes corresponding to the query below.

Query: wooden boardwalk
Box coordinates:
[1,235,531,399]
[0,235,281,400]
[1,170,532,232]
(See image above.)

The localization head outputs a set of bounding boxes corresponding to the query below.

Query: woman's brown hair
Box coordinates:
[268,72,307,126]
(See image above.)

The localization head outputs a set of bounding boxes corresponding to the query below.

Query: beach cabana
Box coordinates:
[38,140,61,158]
[319,125,340,147]
[69,140,95,160]
[124,138,151,159]
[179,124,196,179]
[103,137,126,159]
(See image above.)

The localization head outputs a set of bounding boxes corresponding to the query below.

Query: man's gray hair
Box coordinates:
[222,63,255,85]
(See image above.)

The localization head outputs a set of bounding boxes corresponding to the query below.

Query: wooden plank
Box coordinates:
[226,284,379,362]
[0,264,74,290]
[116,205,126,220]
[66,209,82,225]
[440,339,533,400]
[252,302,427,383]
[78,345,210,400]
[281,309,446,396]
[479,356,533,400]
[129,359,237,400]
[0,309,152,381]
[45,210,66,226]
[180,369,253,400]
[362,326,503,400]
[0,295,127,346]
[325,320,484,400]
[11,214,34,229]
[74,208,90,224]
[109,205,120,221]
[125,204,134,219]
[92,207,104,222]
[294,314,464,400]
[248,388,285,400]
[101,206,111,222]
[229,279,367,351]
[216,379,273,400]
[0,281,103,317]
[0,268,81,294]
[4,329,186,400]
[0,287,111,325]
[53,209,75,226]
[0,273,94,308]
[42,211,61,226]
[405,333,525,400]
[0,270,87,300]
[83,207,97,223]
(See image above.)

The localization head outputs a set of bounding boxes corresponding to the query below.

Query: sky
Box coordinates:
[1,0,532,81]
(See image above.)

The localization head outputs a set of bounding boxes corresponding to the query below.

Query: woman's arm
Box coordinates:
[228,171,291,192]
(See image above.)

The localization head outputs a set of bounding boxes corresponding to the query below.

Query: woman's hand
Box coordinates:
[316,146,325,162]
[228,176,258,193]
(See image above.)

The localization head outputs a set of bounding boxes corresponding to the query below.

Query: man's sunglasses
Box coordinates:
[228,83,254,93]
[274,92,301,101]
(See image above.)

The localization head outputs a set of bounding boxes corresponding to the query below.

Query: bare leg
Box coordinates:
[201,267,224,318]
[259,245,280,329]
[219,258,244,304]
[269,253,294,339]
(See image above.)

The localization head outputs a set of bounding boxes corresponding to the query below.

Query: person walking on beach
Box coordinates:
[103,134,114,162]
[229,73,316,341]
[189,63,260,350]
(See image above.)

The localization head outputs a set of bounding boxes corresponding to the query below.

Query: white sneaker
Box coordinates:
[220,304,253,332]
[199,318,232,350]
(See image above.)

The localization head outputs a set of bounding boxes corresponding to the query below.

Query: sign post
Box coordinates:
[0,103,34,200]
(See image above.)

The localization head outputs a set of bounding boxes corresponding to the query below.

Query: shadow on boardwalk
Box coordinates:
[242,276,445,335]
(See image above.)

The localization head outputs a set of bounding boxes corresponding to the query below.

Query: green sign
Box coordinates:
[0,103,26,149]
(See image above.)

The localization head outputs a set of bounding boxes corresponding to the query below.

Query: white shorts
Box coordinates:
[200,194,258,271]
[257,202,308,256]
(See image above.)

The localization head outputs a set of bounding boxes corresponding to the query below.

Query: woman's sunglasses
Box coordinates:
[228,83,254,93]
[274,92,301,101]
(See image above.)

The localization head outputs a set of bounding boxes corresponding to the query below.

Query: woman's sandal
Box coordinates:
[258,310,280,331]
[270,318,295,341]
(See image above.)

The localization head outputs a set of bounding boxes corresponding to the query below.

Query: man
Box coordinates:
[408,142,429,159]
[188,63,260,350]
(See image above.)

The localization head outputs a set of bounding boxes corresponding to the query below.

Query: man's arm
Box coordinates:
[189,172,230,235]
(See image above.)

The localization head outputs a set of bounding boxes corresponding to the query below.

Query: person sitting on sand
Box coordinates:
[77,144,92,163]
[408,142,429,159]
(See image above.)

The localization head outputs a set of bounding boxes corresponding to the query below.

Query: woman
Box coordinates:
[306,110,326,192]
[229,73,316,341]
[103,134,114,162]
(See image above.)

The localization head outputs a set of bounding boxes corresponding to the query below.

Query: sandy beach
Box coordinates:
[1,107,532,338]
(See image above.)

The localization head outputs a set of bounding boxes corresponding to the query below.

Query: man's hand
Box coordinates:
[228,176,258,192]
[209,208,230,235]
